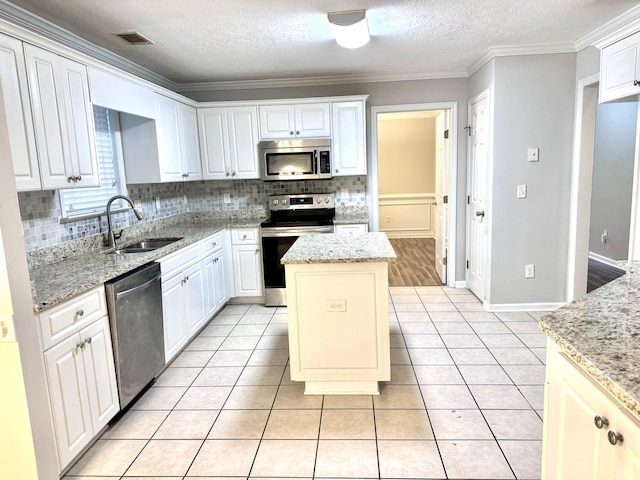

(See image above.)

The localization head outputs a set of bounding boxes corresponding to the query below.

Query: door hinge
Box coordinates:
[466,260,470,269]
[443,195,448,204]
[467,195,470,205]
[464,125,472,136]
[444,129,449,139]
[443,256,447,266]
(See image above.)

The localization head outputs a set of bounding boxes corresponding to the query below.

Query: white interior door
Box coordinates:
[467,93,489,300]
[434,111,449,284]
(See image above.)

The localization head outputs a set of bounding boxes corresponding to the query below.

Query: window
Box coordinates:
[59,106,127,220]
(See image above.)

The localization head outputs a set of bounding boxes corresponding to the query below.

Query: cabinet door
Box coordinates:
[228,106,260,178]
[213,249,228,309]
[0,34,40,190]
[332,101,366,176]
[335,224,368,235]
[155,95,184,182]
[203,253,218,319]
[259,104,295,139]
[232,244,263,296]
[59,57,100,187]
[601,32,640,103]
[162,273,187,361]
[24,44,72,189]
[184,260,207,336]
[613,409,640,480]
[79,317,119,432]
[178,102,202,181]
[44,333,93,469]
[295,103,331,138]
[198,107,230,179]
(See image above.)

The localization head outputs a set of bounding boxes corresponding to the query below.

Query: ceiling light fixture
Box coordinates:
[327,10,370,49]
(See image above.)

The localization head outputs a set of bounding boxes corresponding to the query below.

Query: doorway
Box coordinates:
[369,102,457,287]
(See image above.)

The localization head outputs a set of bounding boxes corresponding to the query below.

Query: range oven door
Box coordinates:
[261,233,298,307]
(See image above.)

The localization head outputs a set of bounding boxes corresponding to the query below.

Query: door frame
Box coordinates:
[368,101,458,287]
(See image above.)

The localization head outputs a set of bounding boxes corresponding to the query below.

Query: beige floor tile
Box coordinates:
[414,286,445,294]
[517,333,548,348]
[403,334,445,348]
[398,321,438,334]
[247,304,278,314]
[489,347,542,365]
[187,439,259,476]
[67,439,146,476]
[130,386,187,410]
[458,365,513,385]
[237,365,286,385]
[496,311,535,322]
[469,384,531,409]
[185,336,224,351]
[375,409,433,439]
[429,311,466,322]
[396,311,432,322]
[206,349,252,367]
[506,321,545,334]
[264,323,289,335]
[251,440,317,477]
[230,324,267,336]
[389,334,406,348]
[374,385,425,409]
[238,313,273,324]
[322,395,373,409]
[448,348,497,365]
[470,322,511,334]
[247,348,290,366]
[434,322,474,334]
[219,305,250,315]
[124,440,201,477]
[123,477,182,480]
[153,410,219,439]
[408,348,454,365]
[389,286,418,295]
[192,366,243,386]
[263,409,321,439]
[450,294,482,303]
[224,385,279,409]
[531,347,547,363]
[413,365,465,385]
[170,350,214,368]
[519,385,545,410]
[319,409,375,439]
[419,294,452,303]
[424,302,458,312]
[443,286,472,295]
[377,440,445,479]
[219,335,261,350]
[208,409,270,439]
[175,386,232,410]
[102,410,169,439]
[389,365,417,384]
[455,302,486,311]
[315,440,378,478]
[502,364,547,385]
[256,335,289,349]
[199,323,234,336]
[429,409,493,440]
[499,440,542,479]
[527,311,551,320]
[390,347,411,365]
[391,294,421,303]
[394,303,427,313]
[462,311,500,322]
[441,334,486,349]
[271,312,289,323]
[438,440,514,479]
[478,333,526,348]
[483,409,543,440]
[420,384,478,410]
[273,384,323,409]
[153,367,201,387]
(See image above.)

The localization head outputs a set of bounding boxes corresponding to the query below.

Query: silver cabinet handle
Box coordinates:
[594,415,609,429]
[67,176,75,183]
[242,234,247,240]
[76,309,84,318]
[74,342,83,354]
[608,430,623,446]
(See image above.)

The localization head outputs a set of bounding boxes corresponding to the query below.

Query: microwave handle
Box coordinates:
[314,150,318,174]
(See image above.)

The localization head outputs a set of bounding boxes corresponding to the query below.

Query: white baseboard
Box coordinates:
[588,251,620,268]
[486,302,566,312]
[383,231,435,239]
[454,280,467,288]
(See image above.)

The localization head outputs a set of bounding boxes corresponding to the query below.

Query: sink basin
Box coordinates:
[106,237,183,255]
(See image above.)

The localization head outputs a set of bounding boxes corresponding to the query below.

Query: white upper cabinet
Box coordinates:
[24,44,99,189]
[88,67,155,119]
[600,31,640,103]
[259,102,331,139]
[177,102,202,180]
[0,33,40,191]
[331,100,367,176]
[198,105,260,180]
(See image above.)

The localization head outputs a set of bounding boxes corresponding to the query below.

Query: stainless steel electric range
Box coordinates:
[260,193,335,306]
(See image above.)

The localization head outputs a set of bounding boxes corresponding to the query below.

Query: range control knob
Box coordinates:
[316,198,321,204]
[325,197,331,203]
[273,199,279,205]
[281,198,288,205]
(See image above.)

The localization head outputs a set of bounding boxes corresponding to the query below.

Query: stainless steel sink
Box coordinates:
[106,237,183,254]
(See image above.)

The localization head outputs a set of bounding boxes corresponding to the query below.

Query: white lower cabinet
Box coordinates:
[43,314,119,471]
[542,339,640,479]
[203,240,229,318]
[230,228,263,297]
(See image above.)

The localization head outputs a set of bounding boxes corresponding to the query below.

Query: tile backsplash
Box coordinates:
[19,176,367,252]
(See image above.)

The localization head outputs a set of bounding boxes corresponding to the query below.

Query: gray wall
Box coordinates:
[182,78,471,281]
[576,46,601,80]
[589,99,638,260]
[489,53,577,304]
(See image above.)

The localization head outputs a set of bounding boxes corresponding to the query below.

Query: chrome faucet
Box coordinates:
[103,195,144,247]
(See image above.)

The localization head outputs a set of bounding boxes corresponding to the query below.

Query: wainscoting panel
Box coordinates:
[378,193,435,238]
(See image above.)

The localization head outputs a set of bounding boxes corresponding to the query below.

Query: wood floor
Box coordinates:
[388,238,443,287]
[587,257,626,293]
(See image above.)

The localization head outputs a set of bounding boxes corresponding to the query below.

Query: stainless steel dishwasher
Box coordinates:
[105,262,164,410]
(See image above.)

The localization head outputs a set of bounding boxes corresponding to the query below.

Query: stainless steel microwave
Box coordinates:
[259,139,332,181]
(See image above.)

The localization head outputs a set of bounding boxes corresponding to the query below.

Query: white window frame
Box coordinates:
[59,107,128,222]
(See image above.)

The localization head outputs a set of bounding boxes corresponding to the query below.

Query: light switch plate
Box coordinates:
[517,184,527,199]
[528,147,540,162]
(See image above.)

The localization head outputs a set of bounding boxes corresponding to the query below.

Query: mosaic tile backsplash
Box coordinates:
[19,176,367,252]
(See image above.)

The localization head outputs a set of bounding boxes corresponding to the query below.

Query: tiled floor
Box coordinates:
[63,286,548,479]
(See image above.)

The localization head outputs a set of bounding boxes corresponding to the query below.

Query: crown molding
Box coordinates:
[176,70,469,92]
[467,43,577,76]
[0,0,176,90]
[577,4,640,50]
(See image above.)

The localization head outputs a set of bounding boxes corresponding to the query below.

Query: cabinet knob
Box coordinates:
[74,342,84,354]
[67,176,75,183]
[212,242,217,247]
[242,234,247,240]
[594,415,609,429]
[85,337,92,344]
[296,130,300,135]
[608,430,623,446]
[76,309,84,318]
[182,173,188,178]
[335,169,339,173]
[255,248,259,254]
[76,175,81,181]
[226,172,230,177]
[232,172,236,177]
[634,80,640,86]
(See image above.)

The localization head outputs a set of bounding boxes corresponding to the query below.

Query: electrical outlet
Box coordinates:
[155,196,161,209]
[386,216,391,223]
[525,264,535,278]
[341,187,349,197]
[223,194,231,204]
[327,300,346,312]
[517,184,527,199]
[528,147,540,162]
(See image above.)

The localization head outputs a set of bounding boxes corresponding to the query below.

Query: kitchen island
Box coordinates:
[538,265,640,478]
[281,232,396,395]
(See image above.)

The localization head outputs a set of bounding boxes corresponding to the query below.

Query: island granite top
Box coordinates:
[281,232,396,264]
[539,266,640,419]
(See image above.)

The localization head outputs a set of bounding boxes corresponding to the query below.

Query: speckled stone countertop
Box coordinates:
[539,267,640,419]
[281,232,396,264]
[30,212,265,312]
[333,206,369,225]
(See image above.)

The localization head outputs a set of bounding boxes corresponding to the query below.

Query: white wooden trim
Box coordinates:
[586,5,640,50]
[378,193,436,204]
[588,251,620,268]
[454,281,467,289]
[467,43,576,77]
[628,104,640,261]
[378,194,435,239]
[486,302,566,312]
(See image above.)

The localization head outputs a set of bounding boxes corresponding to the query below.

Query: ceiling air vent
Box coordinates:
[114,32,154,45]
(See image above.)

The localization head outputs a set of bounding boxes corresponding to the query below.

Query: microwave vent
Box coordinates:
[114,32,154,45]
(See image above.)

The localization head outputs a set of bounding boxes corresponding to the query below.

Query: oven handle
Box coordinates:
[261,228,333,238]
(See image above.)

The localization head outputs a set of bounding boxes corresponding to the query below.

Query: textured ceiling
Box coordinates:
[4,0,640,86]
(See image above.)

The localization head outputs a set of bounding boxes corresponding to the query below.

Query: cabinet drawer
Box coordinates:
[231,228,259,245]
[39,286,107,350]
[159,243,200,279]
[200,230,224,257]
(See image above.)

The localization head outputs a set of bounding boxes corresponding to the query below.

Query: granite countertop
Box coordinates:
[539,267,640,419]
[333,206,369,225]
[30,213,265,312]
[281,232,396,264]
